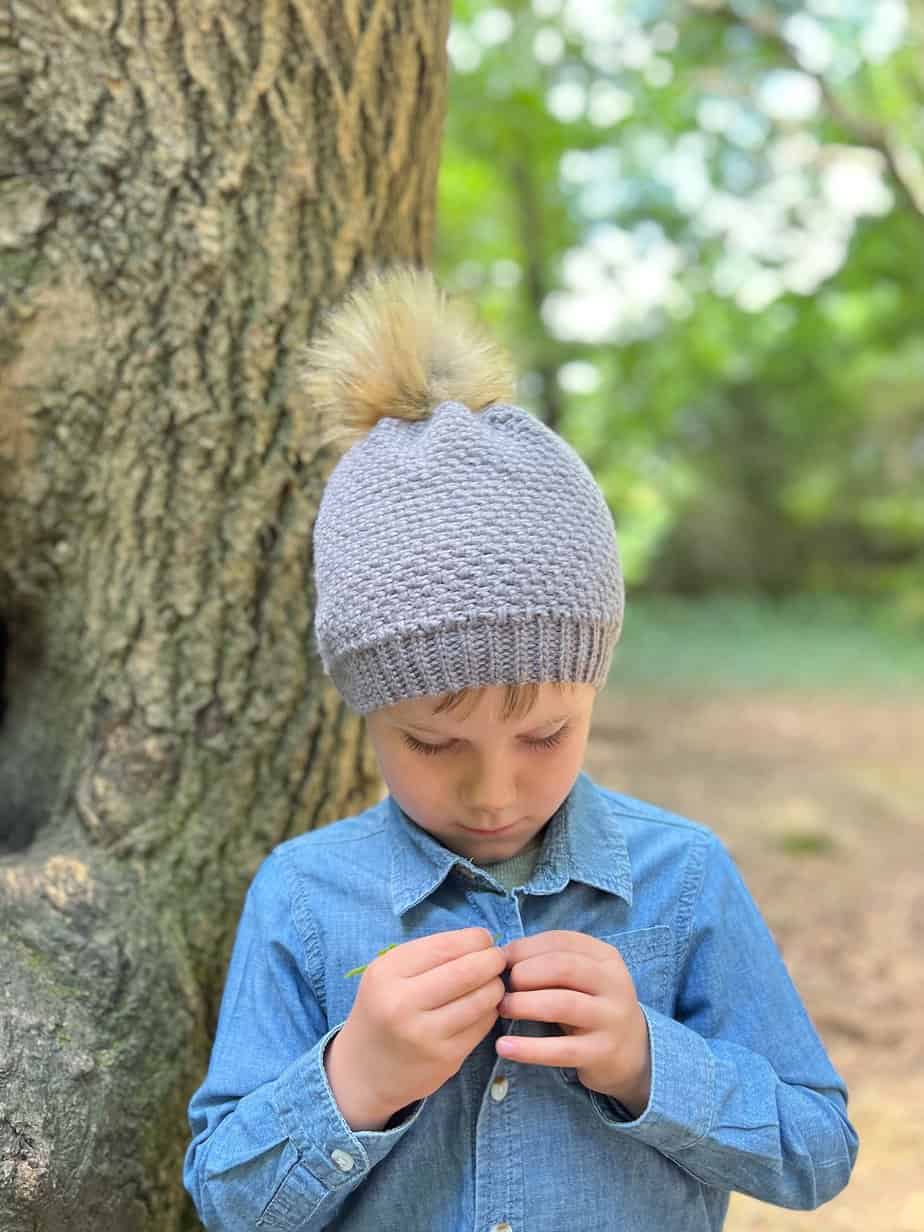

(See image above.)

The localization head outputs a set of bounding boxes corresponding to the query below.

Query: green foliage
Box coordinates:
[437,0,924,603]
[776,830,838,858]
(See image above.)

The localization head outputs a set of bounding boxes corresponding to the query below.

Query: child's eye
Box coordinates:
[401,735,446,756]
[401,726,569,756]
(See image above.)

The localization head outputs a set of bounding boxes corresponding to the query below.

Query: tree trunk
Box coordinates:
[509,158,565,437]
[0,2,450,1227]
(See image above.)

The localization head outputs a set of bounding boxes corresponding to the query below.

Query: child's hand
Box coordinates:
[326,927,507,1130]
[496,930,651,1116]
[345,934,501,978]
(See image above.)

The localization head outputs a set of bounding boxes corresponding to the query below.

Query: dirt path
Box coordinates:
[586,689,924,1231]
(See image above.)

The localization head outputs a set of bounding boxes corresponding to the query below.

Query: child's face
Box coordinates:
[365,683,598,861]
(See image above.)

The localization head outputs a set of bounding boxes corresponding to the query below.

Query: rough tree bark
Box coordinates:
[0,1,450,1227]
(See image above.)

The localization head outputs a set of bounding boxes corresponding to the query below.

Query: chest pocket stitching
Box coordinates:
[602,925,673,1016]
[599,925,673,965]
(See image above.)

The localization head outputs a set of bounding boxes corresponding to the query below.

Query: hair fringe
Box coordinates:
[432,680,578,721]
[298,264,516,455]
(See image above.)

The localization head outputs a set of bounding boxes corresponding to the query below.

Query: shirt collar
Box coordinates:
[384,770,633,918]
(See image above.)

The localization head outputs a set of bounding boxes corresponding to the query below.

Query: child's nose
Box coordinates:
[463,778,517,819]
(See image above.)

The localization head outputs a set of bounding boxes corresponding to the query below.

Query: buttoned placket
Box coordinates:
[471,883,527,1232]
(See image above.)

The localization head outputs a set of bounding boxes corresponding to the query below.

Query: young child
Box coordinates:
[183,267,858,1231]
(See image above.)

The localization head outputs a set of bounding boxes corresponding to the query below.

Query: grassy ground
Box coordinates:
[611,594,924,696]
[587,596,923,1230]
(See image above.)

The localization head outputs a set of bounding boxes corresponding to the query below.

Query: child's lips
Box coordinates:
[461,820,520,835]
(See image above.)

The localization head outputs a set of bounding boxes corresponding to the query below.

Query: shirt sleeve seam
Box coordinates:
[673,831,715,984]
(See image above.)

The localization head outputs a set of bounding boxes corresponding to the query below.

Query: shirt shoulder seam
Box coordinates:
[271,846,329,1019]
[276,820,389,852]
[599,794,714,839]
[674,831,718,976]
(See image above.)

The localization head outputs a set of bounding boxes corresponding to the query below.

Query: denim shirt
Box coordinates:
[184,771,858,1231]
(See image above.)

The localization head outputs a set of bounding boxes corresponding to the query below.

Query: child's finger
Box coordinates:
[495,1032,581,1067]
[498,989,597,1029]
[503,930,619,967]
[346,929,502,978]
[506,951,608,997]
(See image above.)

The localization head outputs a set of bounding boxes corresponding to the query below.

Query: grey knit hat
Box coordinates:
[302,267,624,715]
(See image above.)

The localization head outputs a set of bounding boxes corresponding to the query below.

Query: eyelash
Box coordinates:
[401,726,569,757]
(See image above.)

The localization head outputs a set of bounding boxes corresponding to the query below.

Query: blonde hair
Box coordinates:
[299,264,516,455]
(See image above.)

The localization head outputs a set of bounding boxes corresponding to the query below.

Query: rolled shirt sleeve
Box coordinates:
[183,853,425,1232]
[589,835,859,1210]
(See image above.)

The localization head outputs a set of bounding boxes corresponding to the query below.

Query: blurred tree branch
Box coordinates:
[509,157,565,435]
[690,0,924,218]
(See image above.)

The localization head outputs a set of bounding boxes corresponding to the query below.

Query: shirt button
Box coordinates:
[490,1223,513,1231]
[331,1148,354,1172]
[490,1076,509,1102]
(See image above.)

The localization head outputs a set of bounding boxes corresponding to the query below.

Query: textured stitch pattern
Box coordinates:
[312,400,624,713]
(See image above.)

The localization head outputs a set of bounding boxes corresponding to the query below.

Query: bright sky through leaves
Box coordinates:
[448,1,908,341]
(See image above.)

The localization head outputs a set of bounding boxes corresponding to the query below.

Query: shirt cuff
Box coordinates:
[589,1003,715,1151]
[271,1023,426,1187]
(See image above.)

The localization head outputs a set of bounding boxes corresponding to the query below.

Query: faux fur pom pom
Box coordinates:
[299,265,516,455]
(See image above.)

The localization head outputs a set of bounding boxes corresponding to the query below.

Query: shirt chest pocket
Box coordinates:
[557,924,673,1086]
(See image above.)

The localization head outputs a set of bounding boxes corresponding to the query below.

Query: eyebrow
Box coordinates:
[401,713,572,737]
